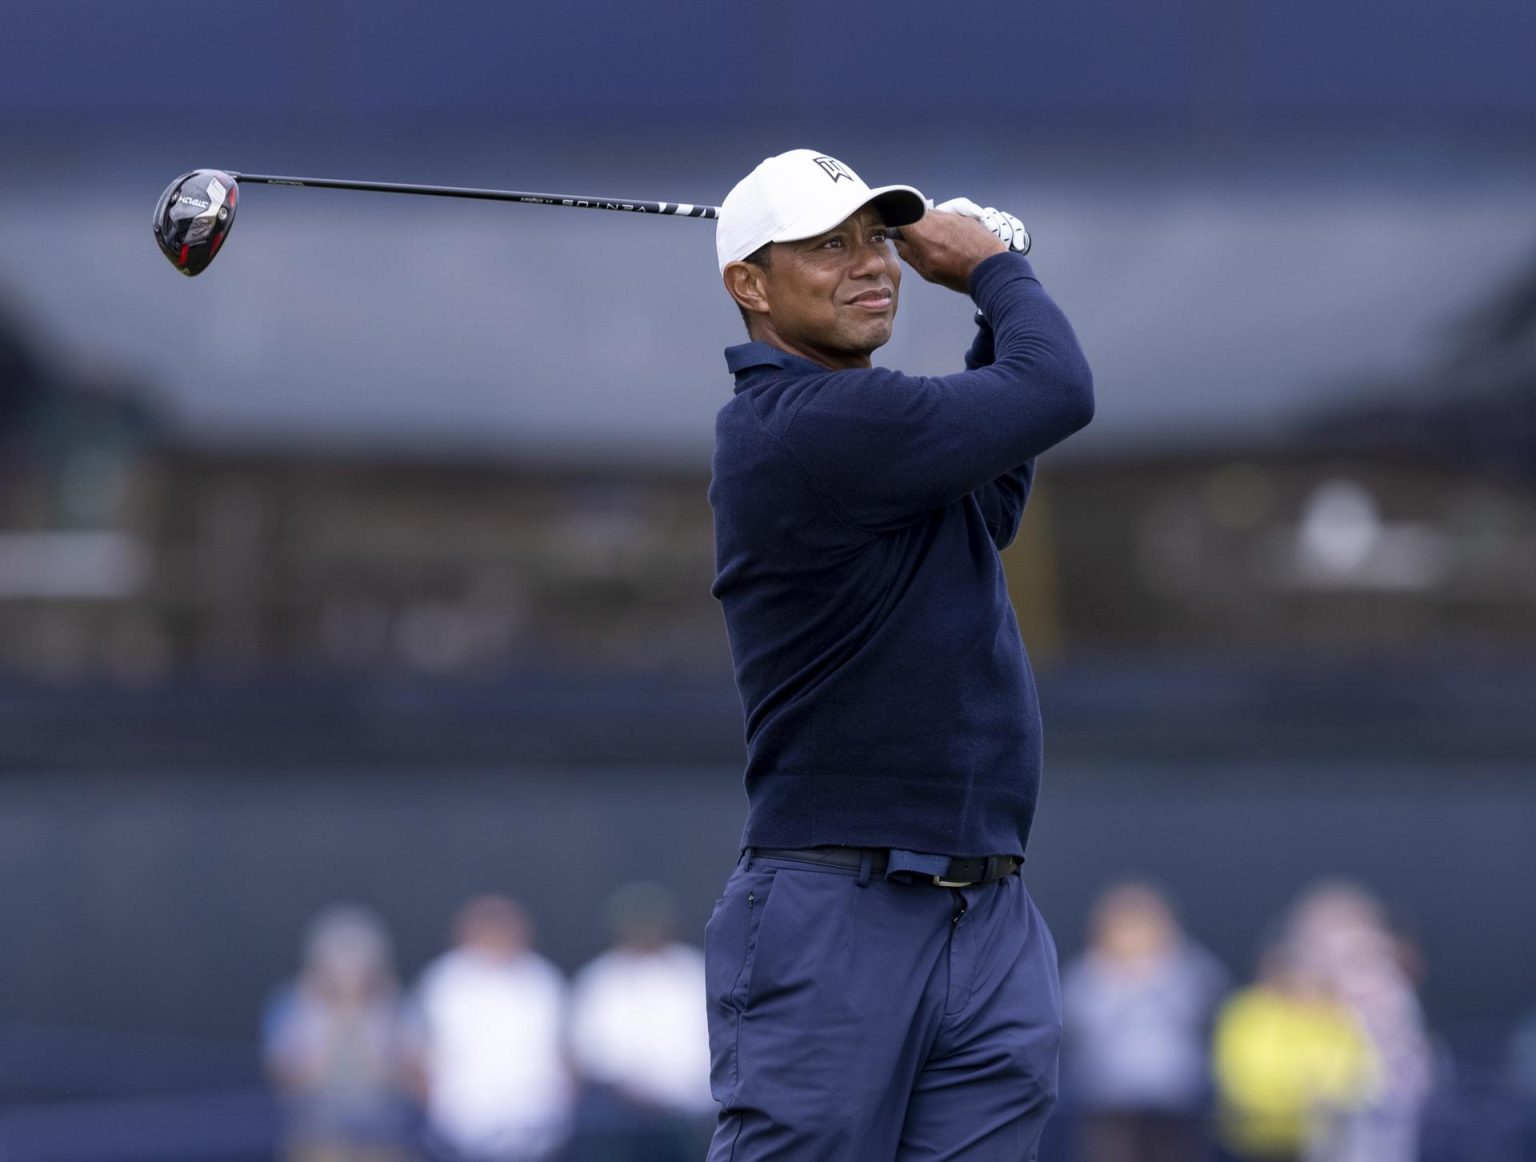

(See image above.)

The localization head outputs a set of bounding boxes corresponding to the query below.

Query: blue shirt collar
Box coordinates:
[724,341,830,385]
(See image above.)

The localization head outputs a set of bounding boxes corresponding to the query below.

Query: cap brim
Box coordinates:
[771,183,927,244]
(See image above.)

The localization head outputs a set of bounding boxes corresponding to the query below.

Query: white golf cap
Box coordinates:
[716,149,926,272]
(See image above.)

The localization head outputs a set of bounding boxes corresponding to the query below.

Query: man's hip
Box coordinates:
[704,850,1062,1161]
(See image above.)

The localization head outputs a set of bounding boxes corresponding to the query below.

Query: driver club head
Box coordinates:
[153,169,239,276]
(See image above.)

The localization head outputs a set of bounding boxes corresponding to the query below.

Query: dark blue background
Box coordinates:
[4,0,1534,124]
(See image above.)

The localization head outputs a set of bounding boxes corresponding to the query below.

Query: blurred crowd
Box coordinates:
[1061,879,1434,1162]
[262,885,714,1162]
[261,875,1536,1162]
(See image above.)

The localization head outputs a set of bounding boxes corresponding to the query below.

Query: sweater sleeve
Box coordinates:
[778,252,1093,533]
[965,306,1037,550]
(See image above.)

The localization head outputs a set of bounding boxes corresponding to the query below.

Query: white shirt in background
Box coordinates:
[569,942,714,1114]
[415,948,573,1159]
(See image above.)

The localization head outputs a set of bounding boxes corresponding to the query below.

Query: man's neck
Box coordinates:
[749,326,873,372]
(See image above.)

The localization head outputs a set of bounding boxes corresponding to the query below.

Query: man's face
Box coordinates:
[741,205,902,370]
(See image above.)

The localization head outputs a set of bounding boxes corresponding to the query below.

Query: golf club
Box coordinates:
[153,169,720,277]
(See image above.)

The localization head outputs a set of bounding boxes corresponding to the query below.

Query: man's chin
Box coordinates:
[851,317,895,354]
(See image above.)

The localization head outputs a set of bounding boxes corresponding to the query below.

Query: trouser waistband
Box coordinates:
[749,846,1020,887]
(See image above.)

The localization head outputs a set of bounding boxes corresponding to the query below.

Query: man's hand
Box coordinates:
[893,211,1007,293]
[933,197,1031,255]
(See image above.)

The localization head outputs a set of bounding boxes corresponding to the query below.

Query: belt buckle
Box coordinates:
[932,874,975,888]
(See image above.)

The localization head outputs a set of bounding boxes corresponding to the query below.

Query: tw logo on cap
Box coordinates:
[812,156,856,184]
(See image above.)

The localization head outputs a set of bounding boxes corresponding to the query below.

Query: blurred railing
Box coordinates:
[0,1024,273,1161]
[3,657,1535,774]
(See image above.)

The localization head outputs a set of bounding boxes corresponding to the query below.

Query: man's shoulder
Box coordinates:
[717,351,822,434]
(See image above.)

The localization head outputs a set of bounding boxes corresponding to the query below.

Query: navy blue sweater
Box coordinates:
[709,252,1093,858]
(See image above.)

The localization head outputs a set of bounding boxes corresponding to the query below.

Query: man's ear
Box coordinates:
[723,260,770,319]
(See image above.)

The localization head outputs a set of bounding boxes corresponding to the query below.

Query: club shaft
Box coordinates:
[229,173,718,219]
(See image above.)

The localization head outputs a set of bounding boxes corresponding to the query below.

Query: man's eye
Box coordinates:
[822,238,844,249]
[871,231,889,244]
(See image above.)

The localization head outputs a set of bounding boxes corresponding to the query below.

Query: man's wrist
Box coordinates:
[969,251,1036,310]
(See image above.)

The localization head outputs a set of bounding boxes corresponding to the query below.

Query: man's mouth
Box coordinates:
[847,289,893,312]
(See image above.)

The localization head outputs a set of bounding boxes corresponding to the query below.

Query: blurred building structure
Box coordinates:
[1050,448,1536,658]
[2,438,1531,683]
[6,230,1535,680]
[137,446,723,677]
[1314,249,1536,480]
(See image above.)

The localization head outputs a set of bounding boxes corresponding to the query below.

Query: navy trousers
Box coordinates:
[704,851,1063,1162]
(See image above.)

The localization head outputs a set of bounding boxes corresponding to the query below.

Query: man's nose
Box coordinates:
[850,237,888,277]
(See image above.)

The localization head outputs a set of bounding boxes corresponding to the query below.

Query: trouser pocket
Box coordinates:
[704,864,778,1105]
[706,864,777,1012]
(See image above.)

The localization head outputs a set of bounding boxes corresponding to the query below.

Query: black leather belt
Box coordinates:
[751,846,1020,887]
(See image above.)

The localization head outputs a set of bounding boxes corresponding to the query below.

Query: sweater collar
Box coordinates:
[724,341,832,386]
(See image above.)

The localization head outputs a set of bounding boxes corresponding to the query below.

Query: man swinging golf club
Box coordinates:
[705,148,1095,1161]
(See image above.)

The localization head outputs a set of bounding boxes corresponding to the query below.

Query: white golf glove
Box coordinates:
[932,196,1031,254]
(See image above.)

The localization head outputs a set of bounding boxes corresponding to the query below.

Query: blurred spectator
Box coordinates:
[1212,941,1378,1162]
[262,903,419,1162]
[1514,1010,1536,1094]
[567,882,714,1161]
[1284,881,1432,1162]
[411,895,572,1162]
[1511,1007,1536,1159]
[1061,881,1229,1162]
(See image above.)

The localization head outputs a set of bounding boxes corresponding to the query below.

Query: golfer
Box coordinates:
[704,149,1094,1161]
